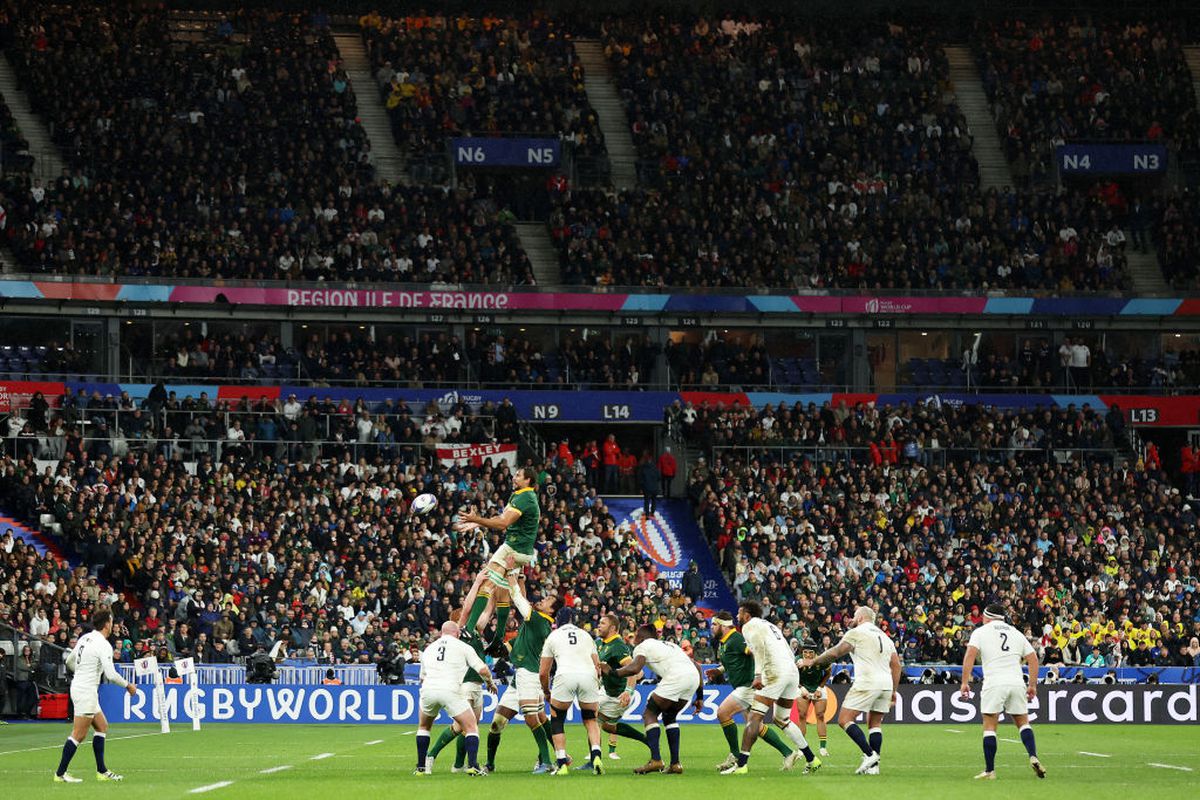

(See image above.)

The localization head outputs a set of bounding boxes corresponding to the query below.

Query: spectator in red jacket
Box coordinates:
[657,447,677,498]
[602,434,621,492]
[1182,444,1196,496]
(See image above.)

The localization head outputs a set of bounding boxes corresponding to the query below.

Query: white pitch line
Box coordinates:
[1000,737,1021,744]
[1080,752,1111,758]
[945,728,963,734]
[400,731,417,736]
[0,731,163,757]
[189,781,235,794]
[310,752,335,761]
[1148,763,1193,772]
[259,765,294,774]
[365,740,384,745]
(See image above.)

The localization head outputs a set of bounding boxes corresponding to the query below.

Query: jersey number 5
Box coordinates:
[567,631,578,645]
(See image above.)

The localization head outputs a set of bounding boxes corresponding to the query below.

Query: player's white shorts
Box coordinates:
[652,670,701,703]
[727,685,756,710]
[800,686,827,702]
[498,685,520,714]
[980,684,1028,716]
[70,686,100,717]
[844,684,893,714]
[598,693,629,721]
[760,667,801,702]
[513,667,543,700]
[420,686,470,720]
[551,673,600,705]
[488,542,537,570]
[461,682,484,714]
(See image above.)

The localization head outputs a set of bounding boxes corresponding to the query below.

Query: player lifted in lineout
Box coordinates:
[720,602,821,775]
[609,623,703,774]
[539,605,605,775]
[960,604,1046,781]
[800,606,901,775]
[55,608,138,783]
[414,621,497,776]
[707,611,802,771]
[454,467,540,652]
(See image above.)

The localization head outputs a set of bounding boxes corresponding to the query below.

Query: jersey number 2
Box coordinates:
[999,633,1009,652]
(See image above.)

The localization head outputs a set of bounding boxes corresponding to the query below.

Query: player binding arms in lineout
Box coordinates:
[454,467,540,653]
[414,621,498,777]
[960,603,1046,781]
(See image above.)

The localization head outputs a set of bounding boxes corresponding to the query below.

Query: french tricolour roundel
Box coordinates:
[630,510,682,568]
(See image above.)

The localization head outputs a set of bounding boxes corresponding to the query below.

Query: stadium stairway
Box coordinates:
[1125,237,1170,294]
[0,510,63,560]
[573,39,638,190]
[943,46,1014,192]
[0,54,64,184]
[1186,47,1200,109]
[332,32,409,186]
[514,222,562,286]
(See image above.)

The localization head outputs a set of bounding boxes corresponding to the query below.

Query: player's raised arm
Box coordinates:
[506,559,532,618]
[960,644,980,697]
[459,504,522,531]
[615,653,646,677]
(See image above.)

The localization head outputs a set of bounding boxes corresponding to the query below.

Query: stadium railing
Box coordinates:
[0,620,71,694]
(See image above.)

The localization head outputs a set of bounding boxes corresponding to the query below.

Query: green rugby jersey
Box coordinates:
[717,629,755,688]
[504,487,540,554]
[798,664,828,692]
[464,633,487,684]
[510,609,553,672]
[597,634,634,697]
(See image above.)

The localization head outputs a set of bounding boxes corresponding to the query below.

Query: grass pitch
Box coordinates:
[2,722,1197,799]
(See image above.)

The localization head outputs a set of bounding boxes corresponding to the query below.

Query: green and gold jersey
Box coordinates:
[717,629,755,688]
[464,634,487,684]
[597,634,634,697]
[798,664,828,693]
[505,487,540,555]
[510,609,553,672]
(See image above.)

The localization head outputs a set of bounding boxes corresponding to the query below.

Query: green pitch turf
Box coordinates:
[2,722,1197,799]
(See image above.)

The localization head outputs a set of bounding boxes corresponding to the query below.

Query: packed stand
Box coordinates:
[0,5,532,285]
[359,12,606,175]
[665,335,771,390]
[975,19,1200,186]
[0,434,713,675]
[558,332,658,389]
[1153,188,1200,288]
[681,397,1198,667]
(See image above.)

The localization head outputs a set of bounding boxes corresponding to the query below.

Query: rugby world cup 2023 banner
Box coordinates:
[604,498,736,614]
[97,683,1199,725]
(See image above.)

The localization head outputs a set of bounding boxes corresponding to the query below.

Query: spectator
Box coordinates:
[658,447,677,498]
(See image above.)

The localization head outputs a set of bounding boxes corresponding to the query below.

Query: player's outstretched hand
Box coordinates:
[598,663,612,676]
[959,683,971,699]
[889,692,898,708]
[453,520,480,534]
[1026,684,1037,701]
[692,696,704,714]
[505,555,517,570]
[618,691,632,708]
[126,684,138,697]
[704,668,721,681]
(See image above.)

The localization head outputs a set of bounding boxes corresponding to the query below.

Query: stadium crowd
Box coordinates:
[682,397,1199,667]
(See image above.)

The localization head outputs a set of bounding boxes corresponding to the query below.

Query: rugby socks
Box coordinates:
[819,735,828,751]
[843,722,874,757]
[762,727,794,757]
[983,731,997,772]
[736,750,750,767]
[615,722,647,744]
[428,727,457,760]
[486,730,502,768]
[869,726,883,756]
[556,748,569,768]
[721,720,739,754]
[645,723,661,761]
[1019,725,1038,758]
[453,734,467,769]
[464,733,480,770]
[488,603,511,649]
[665,723,681,765]
[56,736,79,777]
[464,595,490,636]
[531,722,551,764]
[780,720,816,761]
[93,732,107,773]
[415,730,430,769]
[591,745,602,764]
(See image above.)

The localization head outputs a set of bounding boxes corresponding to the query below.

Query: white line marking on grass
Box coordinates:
[1000,738,1021,744]
[365,740,384,745]
[310,752,335,761]
[0,731,163,757]
[400,731,416,736]
[189,781,235,794]
[1079,752,1111,758]
[945,728,963,734]
[1148,763,1193,772]
[259,765,293,774]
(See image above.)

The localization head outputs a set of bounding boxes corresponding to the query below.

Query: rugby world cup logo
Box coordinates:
[628,509,683,568]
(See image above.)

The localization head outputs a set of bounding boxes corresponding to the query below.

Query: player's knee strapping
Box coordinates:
[520,703,542,718]
[661,706,679,726]
[549,707,566,737]
[490,715,509,734]
[580,708,596,721]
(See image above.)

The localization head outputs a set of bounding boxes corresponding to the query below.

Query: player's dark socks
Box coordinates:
[532,722,551,764]
[721,720,739,754]
[844,723,874,757]
[93,733,107,773]
[488,603,511,649]
[665,724,681,765]
[819,737,827,750]
[608,743,617,754]
[464,595,490,635]
[869,727,883,756]
[736,750,750,767]
[428,727,457,759]
[800,746,815,763]
[56,737,79,777]
[1019,725,1037,758]
[464,733,480,769]
[453,734,467,769]
[762,727,792,757]
[983,732,997,772]
[615,722,647,744]
[415,731,431,768]
[591,747,602,762]
[486,730,502,767]
[556,749,569,768]
[645,724,661,761]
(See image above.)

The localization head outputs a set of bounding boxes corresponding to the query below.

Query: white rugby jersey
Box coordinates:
[541,624,599,677]
[741,617,795,676]
[632,637,694,681]
[968,621,1035,688]
[841,621,898,691]
[419,635,487,693]
[67,630,129,693]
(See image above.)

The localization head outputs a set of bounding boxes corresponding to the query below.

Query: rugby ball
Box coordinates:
[411,493,438,515]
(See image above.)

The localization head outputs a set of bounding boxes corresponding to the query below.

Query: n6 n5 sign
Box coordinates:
[602,404,631,420]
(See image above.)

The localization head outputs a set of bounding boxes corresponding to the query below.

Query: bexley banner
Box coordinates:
[98,683,1198,725]
[435,442,518,469]
[604,498,737,614]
